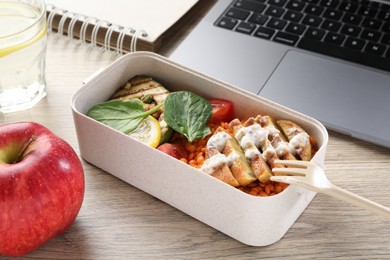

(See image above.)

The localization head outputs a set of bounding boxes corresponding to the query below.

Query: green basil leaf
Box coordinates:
[164,91,212,142]
[87,99,162,134]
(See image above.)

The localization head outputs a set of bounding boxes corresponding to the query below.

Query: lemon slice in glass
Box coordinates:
[128,116,161,148]
[0,2,47,58]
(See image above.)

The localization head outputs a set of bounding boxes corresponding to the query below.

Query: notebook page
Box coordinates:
[47,0,199,43]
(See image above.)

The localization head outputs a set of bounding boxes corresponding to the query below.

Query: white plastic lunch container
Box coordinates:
[71,52,328,246]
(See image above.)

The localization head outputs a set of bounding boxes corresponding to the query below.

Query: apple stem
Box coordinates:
[13,135,37,164]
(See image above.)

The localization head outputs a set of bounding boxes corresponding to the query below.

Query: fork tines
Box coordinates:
[272,160,310,176]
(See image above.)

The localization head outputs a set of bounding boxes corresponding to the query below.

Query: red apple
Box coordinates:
[0,122,85,256]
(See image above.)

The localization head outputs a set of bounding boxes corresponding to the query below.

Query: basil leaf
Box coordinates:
[87,99,162,134]
[164,91,212,142]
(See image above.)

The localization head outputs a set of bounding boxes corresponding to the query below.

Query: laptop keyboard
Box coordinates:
[215,0,390,72]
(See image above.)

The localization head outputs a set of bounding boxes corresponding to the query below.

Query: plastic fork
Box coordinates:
[271,160,390,219]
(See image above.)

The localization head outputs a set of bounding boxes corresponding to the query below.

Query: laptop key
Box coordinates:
[302,0,320,4]
[235,21,257,34]
[273,31,299,45]
[286,0,306,11]
[302,15,322,27]
[226,7,251,20]
[234,0,266,13]
[304,4,324,16]
[340,24,361,37]
[265,6,285,18]
[321,19,341,32]
[319,0,339,9]
[283,10,303,22]
[342,13,363,25]
[267,18,287,29]
[357,6,378,17]
[285,22,306,35]
[216,17,238,30]
[339,2,358,13]
[364,42,386,56]
[254,27,275,39]
[378,10,390,21]
[323,9,343,21]
[344,37,366,51]
[297,37,390,71]
[248,13,269,25]
[361,29,382,42]
[324,32,345,45]
[264,6,285,18]
[362,18,382,30]
[268,0,287,7]
[305,27,325,40]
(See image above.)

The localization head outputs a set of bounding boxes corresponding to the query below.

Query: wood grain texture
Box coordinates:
[1,21,390,260]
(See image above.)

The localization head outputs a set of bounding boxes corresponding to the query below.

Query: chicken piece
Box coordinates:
[203,146,240,187]
[276,120,312,161]
[216,127,257,186]
[251,115,293,169]
[111,75,169,104]
[203,127,257,186]
[229,118,273,183]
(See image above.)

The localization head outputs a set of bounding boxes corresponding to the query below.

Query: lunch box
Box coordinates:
[71,52,328,246]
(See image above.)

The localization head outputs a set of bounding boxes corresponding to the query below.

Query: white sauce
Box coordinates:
[201,132,238,174]
[200,152,239,174]
[288,132,309,154]
[287,126,298,136]
[276,142,289,157]
[265,127,280,137]
[207,131,231,152]
[228,152,240,165]
[236,124,267,149]
[235,124,286,161]
[245,147,261,160]
[262,146,276,160]
[200,154,227,174]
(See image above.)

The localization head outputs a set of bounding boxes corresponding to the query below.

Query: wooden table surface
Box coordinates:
[2,7,390,259]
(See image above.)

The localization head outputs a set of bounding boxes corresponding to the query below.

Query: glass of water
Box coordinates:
[0,0,47,113]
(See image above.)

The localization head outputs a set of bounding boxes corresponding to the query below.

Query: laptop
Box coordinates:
[170,0,390,148]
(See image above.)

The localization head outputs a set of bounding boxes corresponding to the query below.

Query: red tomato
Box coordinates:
[209,99,234,123]
[157,143,188,160]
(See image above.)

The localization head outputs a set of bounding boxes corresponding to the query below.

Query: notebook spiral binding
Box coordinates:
[46,4,148,54]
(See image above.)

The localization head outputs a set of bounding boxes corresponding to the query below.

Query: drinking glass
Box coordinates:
[0,0,47,113]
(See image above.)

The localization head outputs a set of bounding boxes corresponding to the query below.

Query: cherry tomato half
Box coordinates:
[157,143,188,160]
[209,99,234,123]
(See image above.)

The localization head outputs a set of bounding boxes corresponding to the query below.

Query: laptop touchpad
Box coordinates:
[259,50,390,147]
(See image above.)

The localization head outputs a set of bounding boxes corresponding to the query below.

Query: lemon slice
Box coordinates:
[129,116,161,148]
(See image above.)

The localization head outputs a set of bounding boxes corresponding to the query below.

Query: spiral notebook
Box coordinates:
[47,0,201,53]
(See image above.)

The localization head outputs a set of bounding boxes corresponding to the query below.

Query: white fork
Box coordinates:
[271,160,390,219]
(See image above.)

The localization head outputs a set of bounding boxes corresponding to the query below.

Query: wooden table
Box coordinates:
[2,13,390,260]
